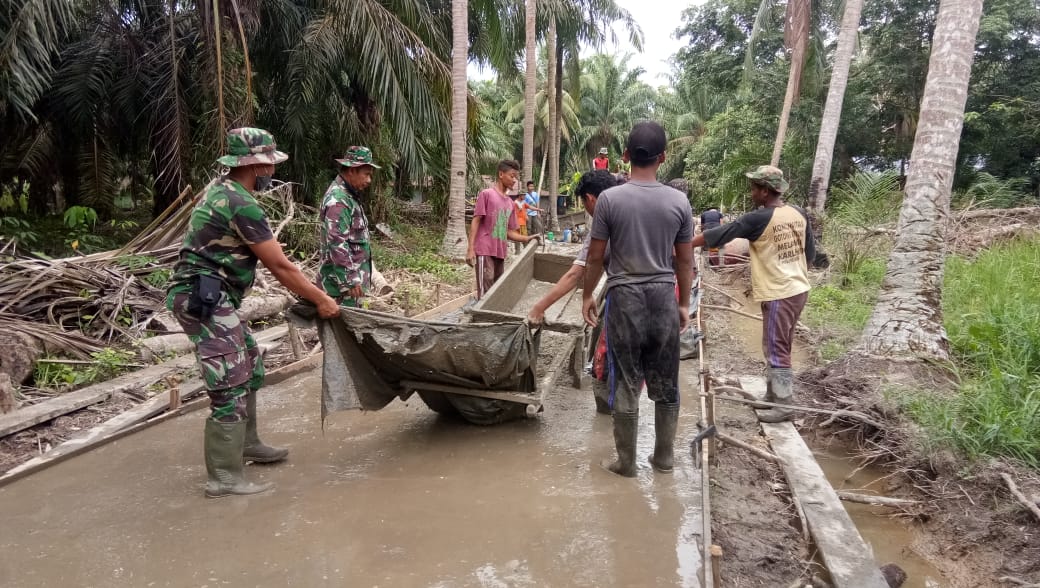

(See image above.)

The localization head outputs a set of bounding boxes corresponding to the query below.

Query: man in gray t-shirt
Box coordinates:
[581,121,695,478]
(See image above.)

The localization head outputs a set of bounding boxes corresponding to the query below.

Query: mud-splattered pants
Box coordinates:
[760,291,808,369]
[475,255,505,300]
[605,283,680,415]
[166,291,264,422]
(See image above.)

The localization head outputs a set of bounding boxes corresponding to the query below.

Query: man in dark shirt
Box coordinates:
[581,122,695,477]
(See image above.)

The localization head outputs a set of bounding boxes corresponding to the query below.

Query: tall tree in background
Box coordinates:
[856,0,985,361]
[546,16,559,231]
[807,0,865,217]
[522,0,537,183]
[441,0,470,257]
[770,0,810,166]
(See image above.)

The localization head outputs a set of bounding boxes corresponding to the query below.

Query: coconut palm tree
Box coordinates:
[806,0,866,217]
[441,0,470,258]
[856,0,985,361]
[522,0,537,183]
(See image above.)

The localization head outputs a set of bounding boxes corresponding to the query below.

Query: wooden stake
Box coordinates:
[168,386,181,411]
[710,545,723,587]
[717,431,780,462]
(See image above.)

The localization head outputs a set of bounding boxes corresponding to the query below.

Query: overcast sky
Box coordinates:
[603,0,691,85]
[468,2,694,84]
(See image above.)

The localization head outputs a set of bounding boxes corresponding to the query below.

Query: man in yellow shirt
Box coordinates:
[690,165,815,422]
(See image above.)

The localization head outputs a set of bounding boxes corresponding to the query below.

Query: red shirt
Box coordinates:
[593,156,609,170]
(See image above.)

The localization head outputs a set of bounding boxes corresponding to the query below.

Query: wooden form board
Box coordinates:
[471,242,538,314]
[740,377,888,588]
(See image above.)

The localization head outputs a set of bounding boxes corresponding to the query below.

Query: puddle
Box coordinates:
[815,450,946,587]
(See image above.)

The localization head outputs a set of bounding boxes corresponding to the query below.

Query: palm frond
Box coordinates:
[0,0,79,119]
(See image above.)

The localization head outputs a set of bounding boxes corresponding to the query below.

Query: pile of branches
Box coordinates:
[0,183,305,353]
[0,247,177,344]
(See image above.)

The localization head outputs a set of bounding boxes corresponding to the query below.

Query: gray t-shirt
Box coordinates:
[589,179,694,289]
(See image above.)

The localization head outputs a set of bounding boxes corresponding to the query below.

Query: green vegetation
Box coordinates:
[372,224,466,285]
[905,239,1040,468]
[808,232,1040,468]
[33,348,138,390]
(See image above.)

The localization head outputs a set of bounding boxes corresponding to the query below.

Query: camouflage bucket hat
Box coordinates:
[216,128,289,167]
[598,147,608,155]
[745,165,789,193]
[336,146,381,169]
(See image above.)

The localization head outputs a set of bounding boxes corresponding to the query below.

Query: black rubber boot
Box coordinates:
[243,393,289,464]
[601,412,638,477]
[592,379,612,415]
[758,368,795,423]
[649,402,679,473]
[205,420,274,498]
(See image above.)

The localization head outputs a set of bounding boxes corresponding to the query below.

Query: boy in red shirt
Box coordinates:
[466,159,541,298]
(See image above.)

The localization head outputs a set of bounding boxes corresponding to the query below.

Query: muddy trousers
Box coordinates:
[604,283,681,415]
[167,291,265,422]
[761,291,808,369]
[475,256,505,300]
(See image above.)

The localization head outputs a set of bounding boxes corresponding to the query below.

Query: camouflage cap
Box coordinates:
[216,128,289,168]
[745,165,789,193]
[598,147,609,155]
[336,146,381,169]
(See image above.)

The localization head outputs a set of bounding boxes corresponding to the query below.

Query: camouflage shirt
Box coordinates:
[168,176,274,305]
[316,176,372,301]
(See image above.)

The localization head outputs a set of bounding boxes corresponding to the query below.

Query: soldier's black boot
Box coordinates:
[205,420,274,498]
[243,393,289,464]
[601,412,638,477]
[758,368,795,423]
[649,402,679,473]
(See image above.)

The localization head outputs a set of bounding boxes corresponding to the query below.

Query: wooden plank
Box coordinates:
[466,308,581,332]
[0,340,283,485]
[743,378,888,588]
[412,292,473,320]
[399,380,541,406]
[470,242,538,313]
[532,251,575,282]
[0,324,292,440]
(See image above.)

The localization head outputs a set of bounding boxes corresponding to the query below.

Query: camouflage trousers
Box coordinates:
[166,288,264,422]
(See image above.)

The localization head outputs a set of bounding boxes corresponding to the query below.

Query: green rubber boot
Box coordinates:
[601,412,638,477]
[758,368,795,423]
[243,393,289,464]
[205,420,274,498]
[649,402,679,473]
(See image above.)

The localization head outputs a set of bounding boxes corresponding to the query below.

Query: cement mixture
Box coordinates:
[0,365,711,587]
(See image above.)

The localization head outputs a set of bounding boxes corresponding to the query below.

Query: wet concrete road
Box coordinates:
[0,368,706,587]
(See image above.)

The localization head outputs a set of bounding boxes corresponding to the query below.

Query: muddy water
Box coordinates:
[815,451,946,588]
[714,281,947,586]
[0,367,710,587]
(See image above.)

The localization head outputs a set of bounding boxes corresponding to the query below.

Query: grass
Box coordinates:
[371,223,466,285]
[803,256,886,361]
[808,231,1040,469]
[904,238,1040,468]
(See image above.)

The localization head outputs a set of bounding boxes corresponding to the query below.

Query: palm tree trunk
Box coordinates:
[770,37,806,167]
[547,16,560,232]
[806,0,864,218]
[440,0,469,258]
[856,0,984,361]
[522,0,537,183]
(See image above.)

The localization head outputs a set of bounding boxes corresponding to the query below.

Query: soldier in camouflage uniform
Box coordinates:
[166,127,340,499]
[316,146,379,305]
